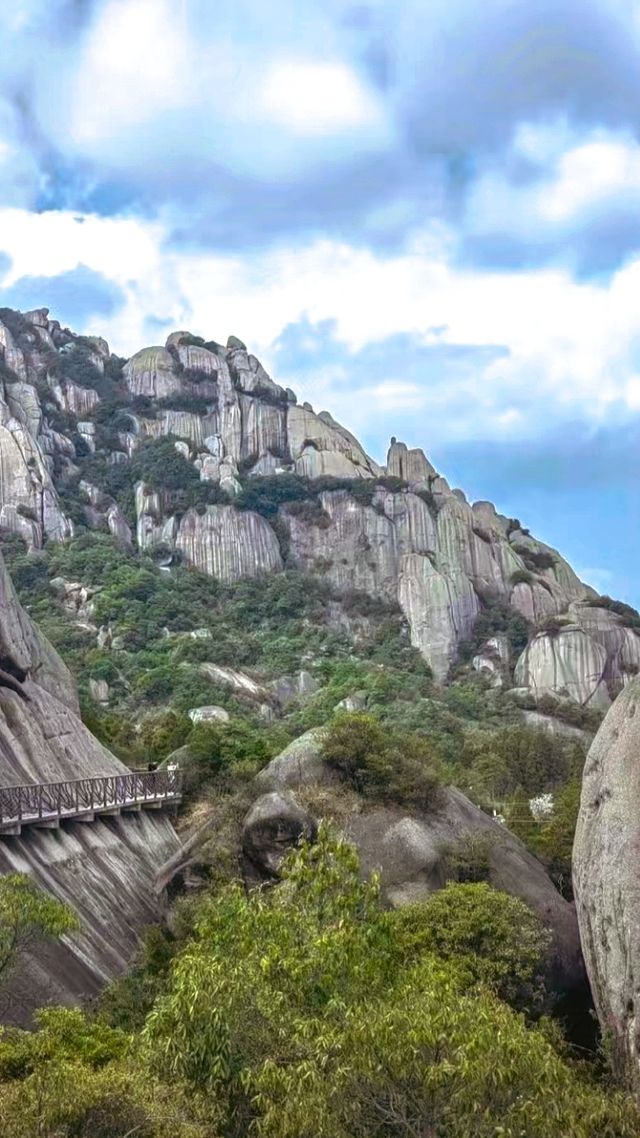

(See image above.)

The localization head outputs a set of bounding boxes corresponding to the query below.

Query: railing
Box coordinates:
[0,769,182,830]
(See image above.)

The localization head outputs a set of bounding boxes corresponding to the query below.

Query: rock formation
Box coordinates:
[573,676,640,1090]
[246,745,584,997]
[0,547,180,1024]
[0,305,637,702]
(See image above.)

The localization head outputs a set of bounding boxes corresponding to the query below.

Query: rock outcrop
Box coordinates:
[574,677,640,1090]
[0,548,180,1024]
[0,306,635,701]
[242,792,317,888]
[514,626,611,710]
[244,748,584,997]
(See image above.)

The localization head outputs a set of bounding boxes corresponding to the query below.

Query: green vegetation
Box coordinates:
[0,875,78,988]
[1,832,630,1138]
[321,711,441,809]
[235,473,410,520]
[457,596,531,666]
[386,880,551,1013]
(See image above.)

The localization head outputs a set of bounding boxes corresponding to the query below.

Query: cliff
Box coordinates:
[0,541,180,1023]
[0,305,636,705]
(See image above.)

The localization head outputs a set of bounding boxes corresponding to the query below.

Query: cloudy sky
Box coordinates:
[1,0,639,601]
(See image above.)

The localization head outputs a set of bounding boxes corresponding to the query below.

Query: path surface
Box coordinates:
[0,770,182,835]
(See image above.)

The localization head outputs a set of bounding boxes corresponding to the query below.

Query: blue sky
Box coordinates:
[0,1,640,601]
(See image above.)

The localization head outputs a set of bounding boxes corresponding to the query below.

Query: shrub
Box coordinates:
[537,614,573,637]
[284,499,331,528]
[442,830,498,884]
[510,568,535,586]
[140,832,640,1138]
[457,598,530,664]
[385,881,551,1013]
[0,875,78,988]
[235,474,312,517]
[321,711,441,810]
[523,549,557,571]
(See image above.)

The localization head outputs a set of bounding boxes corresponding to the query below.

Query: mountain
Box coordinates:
[0,304,638,710]
[3,303,640,1114]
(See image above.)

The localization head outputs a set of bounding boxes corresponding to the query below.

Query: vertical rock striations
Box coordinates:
[574,677,640,1092]
[0,306,635,703]
[0,548,180,1023]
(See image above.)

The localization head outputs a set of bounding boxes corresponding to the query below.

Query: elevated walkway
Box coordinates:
[0,770,182,835]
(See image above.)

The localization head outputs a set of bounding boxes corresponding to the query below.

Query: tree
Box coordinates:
[321,711,441,809]
[385,881,551,1014]
[0,875,78,987]
[141,830,640,1138]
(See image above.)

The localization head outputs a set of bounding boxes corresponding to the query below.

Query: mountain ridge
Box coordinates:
[0,304,637,709]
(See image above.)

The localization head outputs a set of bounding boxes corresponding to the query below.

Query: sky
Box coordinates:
[0,0,639,602]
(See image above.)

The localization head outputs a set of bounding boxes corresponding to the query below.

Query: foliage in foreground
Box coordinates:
[0,875,77,987]
[140,831,638,1138]
[0,834,638,1137]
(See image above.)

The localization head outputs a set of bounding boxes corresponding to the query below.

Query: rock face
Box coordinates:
[0,812,178,1025]
[0,306,635,702]
[573,677,640,1089]
[346,790,582,993]
[175,506,282,582]
[0,548,180,1024]
[514,627,611,709]
[254,728,332,792]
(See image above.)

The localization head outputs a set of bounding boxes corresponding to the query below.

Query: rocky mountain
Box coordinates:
[0,304,638,710]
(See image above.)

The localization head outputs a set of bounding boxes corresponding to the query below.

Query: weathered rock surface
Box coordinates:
[472,635,510,686]
[254,728,332,792]
[199,663,271,703]
[0,812,179,1025]
[242,792,317,887]
[0,306,631,706]
[514,627,611,708]
[574,677,640,1089]
[175,506,283,581]
[266,670,320,707]
[399,555,480,679]
[0,548,181,1023]
[188,705,230,724]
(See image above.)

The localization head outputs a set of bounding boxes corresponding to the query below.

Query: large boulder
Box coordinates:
[254,728,333,792]
[574,677,640,1090]
[242,792,317,887]
[346,787,583,995]
[243,751,584,997]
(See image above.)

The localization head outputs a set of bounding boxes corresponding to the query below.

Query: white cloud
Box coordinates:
[3,205,640,445]
[464,127,640,269]
[542,138,640,221]
[259,60,383,136]
[69,0,190,144]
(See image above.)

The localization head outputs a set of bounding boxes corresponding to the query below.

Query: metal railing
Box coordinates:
[0,769,182,830]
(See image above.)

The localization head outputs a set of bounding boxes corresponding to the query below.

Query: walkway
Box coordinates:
[0,769,182,835]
